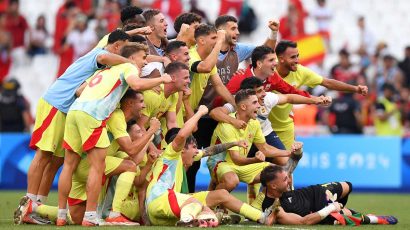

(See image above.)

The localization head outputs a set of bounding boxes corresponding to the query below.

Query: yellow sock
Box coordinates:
[239,203,262,222]
[247,183,261,204]
[250,191,265,211]
[112,172,136,213]
[180,202,202,222]
[37,204,58,221]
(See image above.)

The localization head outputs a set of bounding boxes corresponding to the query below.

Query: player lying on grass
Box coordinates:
[254,165,398,226]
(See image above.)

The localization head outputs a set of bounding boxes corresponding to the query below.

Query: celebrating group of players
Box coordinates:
[13,5,398,227]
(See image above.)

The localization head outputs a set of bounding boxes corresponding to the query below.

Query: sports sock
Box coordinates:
[84,211,97,222]
[239,203,262,222]
[57,209,67,220]
[367,215,379,224]
[37,195,48,204]
[31,200,39,212]
[180,202,202,222]
[247,183,261,204]
[37,204,58,221]
[26,193,37,202]
[108,211,121,218]
[112,172,136,213]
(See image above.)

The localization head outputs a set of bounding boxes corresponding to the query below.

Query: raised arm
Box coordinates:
[277,94,328,105]
[172,105,208,152]
[321,78,368,96]
[272,74,311,97]
[262,20,279,50]
[195,30,225,73]
[176,23,192,46]
[283,142,303,174]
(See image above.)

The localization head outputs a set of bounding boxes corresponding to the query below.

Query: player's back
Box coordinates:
[70,63,138,120]
[43,48,108,113]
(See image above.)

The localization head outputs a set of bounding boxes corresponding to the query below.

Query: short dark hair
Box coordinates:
[383,54,395,61]
[339,48,350,57]
[251,46,274,68]
[165,128,197,148]
[275,40,297,56]
[260,165,285,187]
[194,24,217,39]
[174,12,202,33]
[240,77,263,90]
[235,89,256,105]
[215,15,237,28]
[121,89,142,104]
[120,43,148,58]
[108,29,130,44]
[123,24,138,31]
[164,61,189,75]
[381,83,395,92]
[165,40,187,55]
[142,9,161,23]
[126,120,137,132]
[130,35,147,43]
[121,6,143,24]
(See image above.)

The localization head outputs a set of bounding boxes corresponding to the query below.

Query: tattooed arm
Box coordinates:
[283,142,303,174]
[202,140,248,157]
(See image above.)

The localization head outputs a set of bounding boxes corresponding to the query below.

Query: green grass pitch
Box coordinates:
[0,190,409,229]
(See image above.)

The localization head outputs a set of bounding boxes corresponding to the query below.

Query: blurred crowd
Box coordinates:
[1,0,410,137]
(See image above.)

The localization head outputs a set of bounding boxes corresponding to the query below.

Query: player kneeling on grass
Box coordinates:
[253,165,398,226]
[207,89,304,195]
[13,122,158,226]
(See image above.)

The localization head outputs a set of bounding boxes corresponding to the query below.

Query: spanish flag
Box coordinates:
[294,33,326,65]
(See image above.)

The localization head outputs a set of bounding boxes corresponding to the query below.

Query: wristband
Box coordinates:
[268,30,278,40]
[317,204,337,220]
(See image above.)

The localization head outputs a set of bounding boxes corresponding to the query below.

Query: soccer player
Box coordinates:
[174,12,202,48]
[256,165,398,226]
[165,40,190,66]
[186,24,235,192]
[223,46,311,100]
[14,90,157,226]
[270,40,368,150]
[207,89,300,193]
[191,45,311,193]
[145,106,277,226]
[199,15,279,109]
[57,43,172,226]
[188,24,235,111]
[142,9,168,57]
[23,30,131,211]
[210,77,328,157]
[95,6,150,48]
[138,62,191,149]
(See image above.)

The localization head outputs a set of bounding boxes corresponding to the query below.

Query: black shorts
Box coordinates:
[318,182,344,202]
